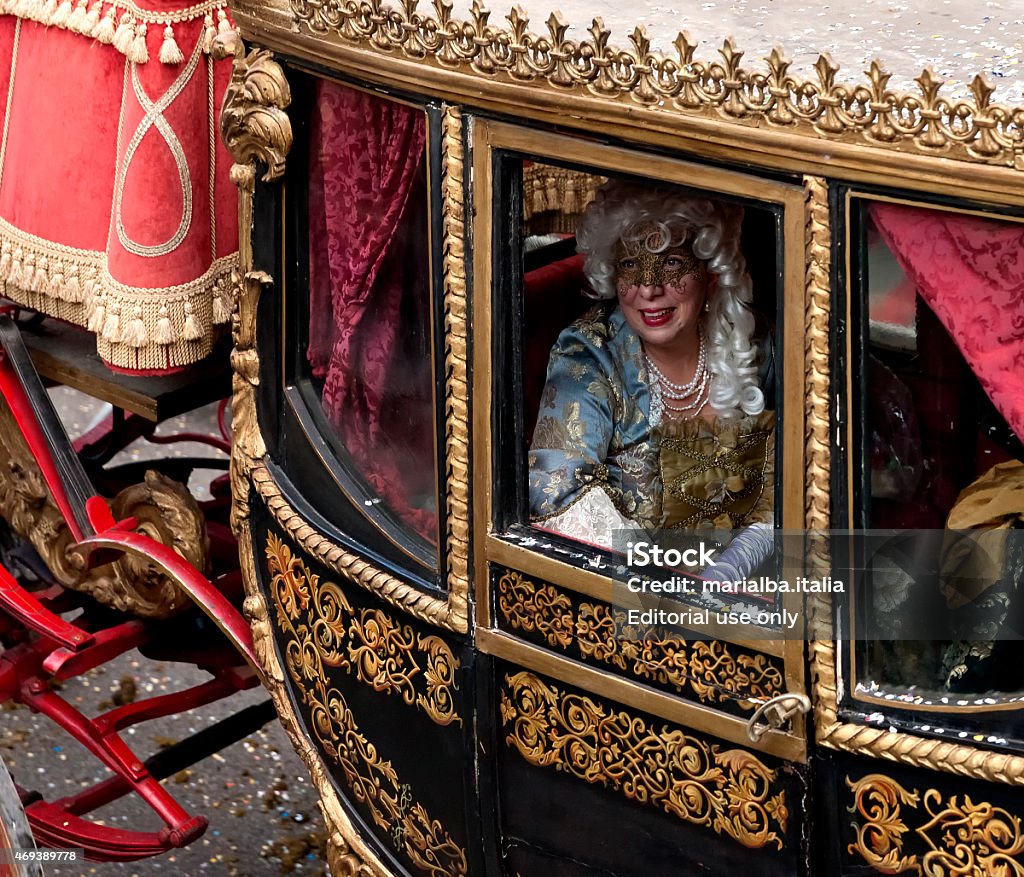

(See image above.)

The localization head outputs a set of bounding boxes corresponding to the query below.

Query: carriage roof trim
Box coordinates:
[230,0,1024,200]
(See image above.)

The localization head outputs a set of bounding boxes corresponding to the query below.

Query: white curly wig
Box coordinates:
[576,180,764,419]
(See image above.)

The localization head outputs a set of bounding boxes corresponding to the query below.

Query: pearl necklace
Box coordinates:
[646,331,710,420]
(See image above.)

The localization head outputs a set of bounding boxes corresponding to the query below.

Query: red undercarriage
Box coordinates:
[0,321,265,861]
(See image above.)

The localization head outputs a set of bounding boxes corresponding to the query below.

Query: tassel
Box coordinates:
[82,267,98,303]
[31,256,47,294]
[102,301,121,342]
[212,280,231,323]
[63,271,83,303]
[154,304,175,345]
[182,301,203,340]
[122,306,147,348]
[8,248,23,287]
[93,5,116,42]
[18,0,37,22]
[202,12,216,53]
[51,0,73,27]
[158,24,183,65]
[87,295,105,333]
[66,0,88,32]
[128,22,148,64]
[0,245,11,280]
[41,0,58,19]
[46,264,64,297]
[113,13,134,54]
[81,0,100,34]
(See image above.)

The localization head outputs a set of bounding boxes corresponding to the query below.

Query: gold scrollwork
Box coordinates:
[266,533,463,727]
[219,45,293,184]
[496,570,573,648]
[496,570,783,712]
[689,641,785,712]
[0,386,206,618]
[286,1,1024,169]
[847,774,1024,876]
[501,671,787,850]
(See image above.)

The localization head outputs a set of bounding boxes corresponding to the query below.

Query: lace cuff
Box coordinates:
[538,487,637,550]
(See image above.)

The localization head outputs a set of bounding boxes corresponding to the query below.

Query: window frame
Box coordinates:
[470,118,809,760]
[838,187,1024,742]
[269,68,449,594]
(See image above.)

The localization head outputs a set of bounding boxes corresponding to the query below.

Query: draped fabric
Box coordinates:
[307,79,435,543]
[870,203,1024,440]
[0,5,238,372]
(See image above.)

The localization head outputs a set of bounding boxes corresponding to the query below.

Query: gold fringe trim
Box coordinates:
[0,218,237,370]
[1,0,238,65]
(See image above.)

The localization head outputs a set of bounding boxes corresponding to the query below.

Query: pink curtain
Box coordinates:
[307,80,435,543]
[870,203,1024,441]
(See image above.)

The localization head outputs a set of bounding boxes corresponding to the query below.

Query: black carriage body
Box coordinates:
[221,5,1024,874]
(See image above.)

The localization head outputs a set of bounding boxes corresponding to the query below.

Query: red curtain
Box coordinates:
[870,203,1024,441]
[307,80,435,543]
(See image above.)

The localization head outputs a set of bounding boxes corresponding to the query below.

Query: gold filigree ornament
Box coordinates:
[264,533,469,875]
[282,1,1024,169]
[689,641,784,712]
[266,533,463,727]
[500,671,788,850]
[847,774,1024,876]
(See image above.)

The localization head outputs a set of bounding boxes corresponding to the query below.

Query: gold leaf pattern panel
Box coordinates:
[847,773,1024,876]
[264,532,469,875]
[496,570,783,712]
[500,671,788,851]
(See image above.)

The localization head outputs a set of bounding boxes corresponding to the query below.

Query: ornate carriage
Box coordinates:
[0,0,1023,874]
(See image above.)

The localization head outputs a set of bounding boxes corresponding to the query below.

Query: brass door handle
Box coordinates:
[745,693,811,743]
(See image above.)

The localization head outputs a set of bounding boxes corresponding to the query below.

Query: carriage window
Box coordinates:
[855,200,1024,698]
[515,160,781,601]
[304,81,437,551]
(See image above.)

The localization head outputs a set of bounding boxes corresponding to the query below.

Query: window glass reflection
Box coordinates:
[306,80,437,552]
[858,201,1024,695]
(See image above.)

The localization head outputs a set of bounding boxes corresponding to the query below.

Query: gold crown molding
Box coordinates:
[846,773,1024,875]
[265,532,463,726]
[500,670,788,850]
[272,0,1024,173]
[439,104,471,629]
[801,177,1024,787]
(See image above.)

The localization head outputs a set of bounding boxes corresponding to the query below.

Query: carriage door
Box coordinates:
[812,189,1024,876]
[471,119,815,877]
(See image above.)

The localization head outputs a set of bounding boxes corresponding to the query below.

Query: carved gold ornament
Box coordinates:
[496,570,783,712]
[265,532,463,727]
[219,45,293,183]
[847,773,1024,876]
[0,385,207,617]
[501,671,788,850]
[286,1,1024,169]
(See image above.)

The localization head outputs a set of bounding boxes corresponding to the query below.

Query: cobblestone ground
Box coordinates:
[1,390,328,877]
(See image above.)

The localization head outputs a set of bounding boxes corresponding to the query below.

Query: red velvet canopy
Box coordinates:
[0,1,238,371]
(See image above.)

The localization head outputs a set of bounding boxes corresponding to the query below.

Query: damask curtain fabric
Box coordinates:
[0,4,238,371]
[870,202,1024,441]
[307,79,435,542]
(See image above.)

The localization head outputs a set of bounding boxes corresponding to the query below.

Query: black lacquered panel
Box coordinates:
[250,499,474,877]
[492,659,806,877]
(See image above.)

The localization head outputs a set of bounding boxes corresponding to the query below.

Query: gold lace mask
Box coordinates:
[615,222,707,288]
